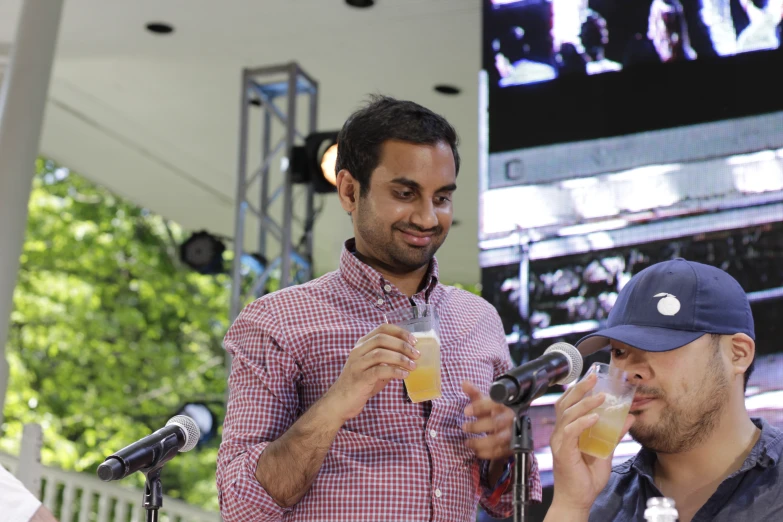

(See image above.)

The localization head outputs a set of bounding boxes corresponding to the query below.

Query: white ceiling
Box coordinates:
[0,0,484,284]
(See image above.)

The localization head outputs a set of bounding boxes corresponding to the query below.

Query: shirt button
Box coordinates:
[434,489,442,498]
[429,429,437,439]
[376,298,385,306]
[383,284,392,293]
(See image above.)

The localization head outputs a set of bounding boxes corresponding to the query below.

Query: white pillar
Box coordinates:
[0,0,64,425]
[17,423,44,496]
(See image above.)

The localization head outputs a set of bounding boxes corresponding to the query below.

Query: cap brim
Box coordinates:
[576,324,706,356]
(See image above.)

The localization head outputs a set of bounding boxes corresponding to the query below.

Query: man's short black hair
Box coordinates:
[335,95,460,194]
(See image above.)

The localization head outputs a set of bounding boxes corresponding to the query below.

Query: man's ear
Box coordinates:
[728,333,755,382]
[336,169,359,214]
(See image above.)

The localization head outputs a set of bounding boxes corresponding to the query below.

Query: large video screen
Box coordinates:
[483,0,783,152]
[489,0,783,87]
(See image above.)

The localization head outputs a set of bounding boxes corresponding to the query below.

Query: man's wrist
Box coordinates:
[546,496,591,522]
[317,390,350,429]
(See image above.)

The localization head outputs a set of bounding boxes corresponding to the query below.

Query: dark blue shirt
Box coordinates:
[590,418,783,522]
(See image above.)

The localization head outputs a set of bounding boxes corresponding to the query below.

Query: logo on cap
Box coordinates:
[654,293,681,316]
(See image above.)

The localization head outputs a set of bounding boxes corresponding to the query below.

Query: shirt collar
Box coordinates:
[629,417,783,480]
[745,417,782,469]
[339,238,440,304]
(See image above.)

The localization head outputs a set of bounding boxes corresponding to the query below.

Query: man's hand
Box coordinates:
[324,324,420,423]
[548,372,634,515]
[461,381,515,460]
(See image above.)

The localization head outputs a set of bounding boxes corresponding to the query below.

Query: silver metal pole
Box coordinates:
[229,70,250,324]
[0,0,64,426]
[304,80,319,280]
[225,70,251,443]
[259,108,272,258]
[280,64,298,288]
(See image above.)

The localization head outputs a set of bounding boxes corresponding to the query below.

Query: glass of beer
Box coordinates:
[385,305,441,403]
[578,362,637,459]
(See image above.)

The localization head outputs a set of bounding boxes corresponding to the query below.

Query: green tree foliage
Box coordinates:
[2,159,230,511]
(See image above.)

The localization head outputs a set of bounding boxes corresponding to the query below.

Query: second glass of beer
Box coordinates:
[386,304,441,403]
[578,362,637,459]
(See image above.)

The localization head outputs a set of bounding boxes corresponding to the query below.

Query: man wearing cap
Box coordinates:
[543,258,783,522]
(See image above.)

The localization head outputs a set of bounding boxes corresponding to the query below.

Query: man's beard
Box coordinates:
[629,350,730,454]
[355,206,446,273]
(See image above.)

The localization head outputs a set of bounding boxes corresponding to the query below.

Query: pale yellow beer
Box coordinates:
[404,331,442,403]
[577,362,636,459]
[578,399,632,459]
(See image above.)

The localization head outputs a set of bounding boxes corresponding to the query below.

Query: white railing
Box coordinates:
[0,448,221,522]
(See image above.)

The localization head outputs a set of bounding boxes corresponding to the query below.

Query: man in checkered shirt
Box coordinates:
[217,95,542,522]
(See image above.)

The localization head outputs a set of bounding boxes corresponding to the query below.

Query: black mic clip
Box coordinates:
[140,442,180,514]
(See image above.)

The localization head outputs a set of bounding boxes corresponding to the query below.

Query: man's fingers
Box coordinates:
[463,409,515,434]
[354,333,420,361]
[461,380,484,402]
[555,373,598,413]
[560,393,606,428]
[562,412,600,439]
[358,348,417,372]
[462,417,499,435]
[369,365,409,382]
[355,324,419,353]
[464,396,502,418]
[465,432,513,459]
[358,323,410,342]
[462,380,510,419]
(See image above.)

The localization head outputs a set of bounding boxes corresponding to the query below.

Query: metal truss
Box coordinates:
[230,62,319,322]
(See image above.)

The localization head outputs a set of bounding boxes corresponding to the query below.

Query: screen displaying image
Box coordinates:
[488,0,783,87]
[482,0,783,154]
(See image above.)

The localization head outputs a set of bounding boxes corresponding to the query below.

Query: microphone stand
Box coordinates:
[509,378,549,522]
[510,409,533,522]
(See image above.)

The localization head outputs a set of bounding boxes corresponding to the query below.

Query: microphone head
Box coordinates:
[166,415,201,452]
[544,342,583,385]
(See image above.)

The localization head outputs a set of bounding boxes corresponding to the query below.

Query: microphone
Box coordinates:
[490,342,583,406]
[97,415,200,481]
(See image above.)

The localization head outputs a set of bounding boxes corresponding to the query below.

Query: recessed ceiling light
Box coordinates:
[434,84,461,96]
[146,22,174,35]
[345,0,375,8]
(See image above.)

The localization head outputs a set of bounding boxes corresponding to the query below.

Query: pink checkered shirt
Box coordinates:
[217,239,542,522]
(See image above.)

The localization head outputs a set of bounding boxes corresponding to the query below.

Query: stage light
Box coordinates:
[177,402,218,446]
[179,231,226,275]
[291,131,340,193]
[320,142,338,187]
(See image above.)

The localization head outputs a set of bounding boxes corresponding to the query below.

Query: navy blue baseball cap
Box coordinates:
[577,258,755,355]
